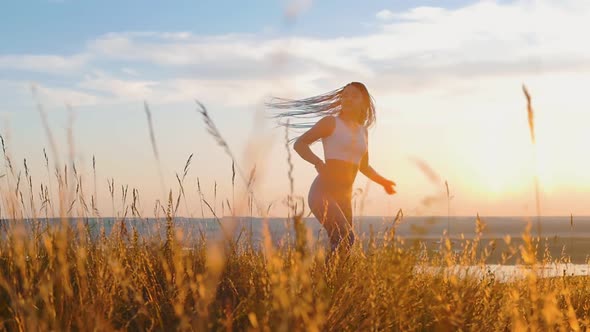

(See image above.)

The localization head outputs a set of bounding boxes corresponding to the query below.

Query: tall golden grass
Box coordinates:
[0,95,589,331]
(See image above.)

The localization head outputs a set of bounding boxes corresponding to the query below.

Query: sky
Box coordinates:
[1,0,590,218]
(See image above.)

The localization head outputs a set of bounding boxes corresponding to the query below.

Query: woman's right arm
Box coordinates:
[293,116,335,169]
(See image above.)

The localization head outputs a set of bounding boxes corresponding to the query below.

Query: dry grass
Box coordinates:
[1,209,590,331]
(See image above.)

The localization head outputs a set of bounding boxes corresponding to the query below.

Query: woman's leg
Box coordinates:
[308,176,354,252]
[335,195,355,247]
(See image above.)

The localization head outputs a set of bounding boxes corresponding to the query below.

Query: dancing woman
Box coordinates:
[269,82,396,253]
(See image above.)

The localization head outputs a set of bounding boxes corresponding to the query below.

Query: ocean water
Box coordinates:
[6,215,588,241]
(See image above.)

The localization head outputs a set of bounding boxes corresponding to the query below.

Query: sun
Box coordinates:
[457,108,534,198]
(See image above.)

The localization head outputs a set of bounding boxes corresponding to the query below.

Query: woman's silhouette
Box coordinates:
[269,82,396,254]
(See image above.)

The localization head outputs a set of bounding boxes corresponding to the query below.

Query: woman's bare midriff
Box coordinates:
[320,159,359,198]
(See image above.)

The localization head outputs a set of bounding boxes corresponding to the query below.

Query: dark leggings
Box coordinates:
[308,175,355,252]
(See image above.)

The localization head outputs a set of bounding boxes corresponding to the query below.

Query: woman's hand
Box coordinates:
[381,179,396,195]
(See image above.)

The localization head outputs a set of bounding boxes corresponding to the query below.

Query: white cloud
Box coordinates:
[13,72,321,110]
[0,54,89,74]
[84,1,590,87]
[392,6,446,21]
[89,33,271,66]
[32,83,100,107]
[78,72,158,99]
[376,9,395,21]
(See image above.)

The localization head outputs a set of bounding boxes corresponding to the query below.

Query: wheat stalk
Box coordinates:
[144,102,166,196]
[196,100,265,217]
[523,84,542,238]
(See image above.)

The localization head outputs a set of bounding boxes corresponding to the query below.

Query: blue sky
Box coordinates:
[2,0,590,218]
[1,0,480,53]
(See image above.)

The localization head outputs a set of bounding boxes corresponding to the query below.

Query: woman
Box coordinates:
[269,82,396,253]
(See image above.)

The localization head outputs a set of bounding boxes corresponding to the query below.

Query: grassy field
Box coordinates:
[1,214,590,331]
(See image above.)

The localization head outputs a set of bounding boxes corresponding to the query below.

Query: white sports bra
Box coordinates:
[322,116,368,165]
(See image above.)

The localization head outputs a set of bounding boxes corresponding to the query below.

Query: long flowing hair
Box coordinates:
[267,82,376,135]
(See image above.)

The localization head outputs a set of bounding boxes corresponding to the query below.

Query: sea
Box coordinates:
[8,215,585,240]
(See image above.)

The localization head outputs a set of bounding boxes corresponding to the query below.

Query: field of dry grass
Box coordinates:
[1,212,590,331]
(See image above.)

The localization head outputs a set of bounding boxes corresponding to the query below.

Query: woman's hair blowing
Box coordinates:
[267,82,376,132]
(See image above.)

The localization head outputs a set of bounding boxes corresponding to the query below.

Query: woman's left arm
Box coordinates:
[359,151,396,195]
